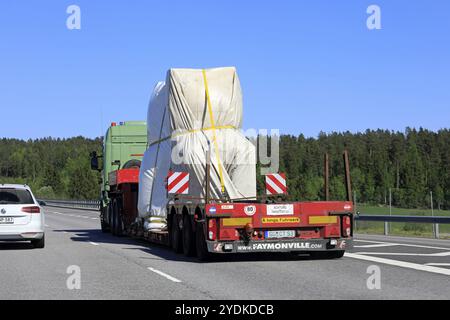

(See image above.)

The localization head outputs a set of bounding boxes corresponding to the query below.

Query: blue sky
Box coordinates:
[0,1,449,139]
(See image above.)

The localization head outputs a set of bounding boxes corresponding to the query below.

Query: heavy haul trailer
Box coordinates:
[102,146,355,261]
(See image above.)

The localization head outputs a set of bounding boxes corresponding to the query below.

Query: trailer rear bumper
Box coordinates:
[206,238,352,254]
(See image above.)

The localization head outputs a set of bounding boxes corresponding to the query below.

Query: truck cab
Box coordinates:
[90,121,147,232]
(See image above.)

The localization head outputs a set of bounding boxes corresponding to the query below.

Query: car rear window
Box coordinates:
[0,189,35,205]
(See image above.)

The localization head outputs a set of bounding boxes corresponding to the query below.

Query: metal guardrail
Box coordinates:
[356,214,450,239]
[39,199,100,211]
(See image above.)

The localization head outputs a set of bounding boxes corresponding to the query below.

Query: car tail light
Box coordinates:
[21,206,40,214]
[342,215,352,237]
[208,219,216,240]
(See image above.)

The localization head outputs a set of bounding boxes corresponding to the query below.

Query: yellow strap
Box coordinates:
[202,69,225,194]
[148,125,236,147]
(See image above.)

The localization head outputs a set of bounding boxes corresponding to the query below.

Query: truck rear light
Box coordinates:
[345,227,351,237]
[208,219,216,240]
[342,215,352,237]
[21,206,40,214]
[245,223,254,235]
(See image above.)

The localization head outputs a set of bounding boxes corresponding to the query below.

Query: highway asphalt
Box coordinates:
[0,207,449,300]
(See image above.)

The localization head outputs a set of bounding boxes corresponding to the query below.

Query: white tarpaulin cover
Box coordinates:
[138,67,256,227]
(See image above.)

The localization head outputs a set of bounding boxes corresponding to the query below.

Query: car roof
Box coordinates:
[0,184,31,191]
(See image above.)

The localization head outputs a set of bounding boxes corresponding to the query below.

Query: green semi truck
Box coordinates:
[90,121,147,233]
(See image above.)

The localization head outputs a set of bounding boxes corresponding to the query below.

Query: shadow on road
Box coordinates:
[53,228,322,263]
[0,242,34,250]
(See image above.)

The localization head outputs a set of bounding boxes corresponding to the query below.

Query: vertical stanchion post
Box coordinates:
[384,221,389,236]
[205,145,211,204]
[343,150,352,202]
[389,188,392,234]
[324,153,329,201]
[431,191,438,239]
[353,190,357,231]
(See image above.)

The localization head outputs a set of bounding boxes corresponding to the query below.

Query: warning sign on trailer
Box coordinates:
[267,204,294,215]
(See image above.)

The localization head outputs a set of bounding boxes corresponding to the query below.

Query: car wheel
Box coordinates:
[32,235,45,249]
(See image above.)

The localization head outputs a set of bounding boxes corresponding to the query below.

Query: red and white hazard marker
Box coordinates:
[265,173,287,195]
[167,171,190,195]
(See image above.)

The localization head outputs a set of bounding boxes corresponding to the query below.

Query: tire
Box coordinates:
[101,220,109,233]
[111,199,124,237]
[195,222,212,261]
[32,235,45,249]
[182,215,196,257]
[171,214,182,253]
[115,199,124,237]
[108,202,113,232]
[100,206,110,233]
[311,250,345,259]
[111,200,117,236]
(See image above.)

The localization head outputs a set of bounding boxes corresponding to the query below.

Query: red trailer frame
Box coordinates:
[102,151,354,261]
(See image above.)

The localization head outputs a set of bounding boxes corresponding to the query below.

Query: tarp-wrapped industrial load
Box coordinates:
[138,67,256,230]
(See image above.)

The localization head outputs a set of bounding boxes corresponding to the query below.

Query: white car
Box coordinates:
[0,184,45,248]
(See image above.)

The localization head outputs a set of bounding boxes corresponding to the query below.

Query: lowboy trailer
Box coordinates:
[98,141,354,261]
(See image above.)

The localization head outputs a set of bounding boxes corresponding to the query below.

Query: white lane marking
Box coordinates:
[89,242,99,246]
[44,224,50,227]
[147,267,182,283]
[354,243,398,248]
[354,239,450,251]
[355,251,450,257]
[345,253,450,276]
[425,263,450,266]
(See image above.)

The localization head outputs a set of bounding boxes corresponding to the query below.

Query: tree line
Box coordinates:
[0,128,449,209]
[0,137,101,200]
[271,128,450,210]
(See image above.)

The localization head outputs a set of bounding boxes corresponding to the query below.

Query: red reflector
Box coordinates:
[344,216,351,226]
[208,219,216,240]
[21,206,40,214]
[342,216,352,237]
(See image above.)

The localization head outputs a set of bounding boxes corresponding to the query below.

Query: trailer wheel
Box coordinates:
[195,221,211,261]
[182,215,196,257]
[171,214,182,253]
